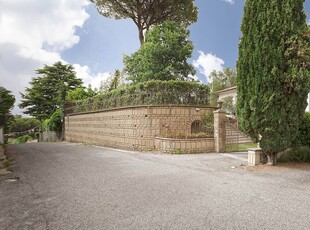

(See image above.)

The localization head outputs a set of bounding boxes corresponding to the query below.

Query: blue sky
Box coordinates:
[62,0,310,84]
[0,0,309,114]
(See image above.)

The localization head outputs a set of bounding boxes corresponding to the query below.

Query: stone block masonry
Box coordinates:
[65,105,215,151]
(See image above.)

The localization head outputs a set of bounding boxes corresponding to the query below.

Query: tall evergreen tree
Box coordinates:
[20,62,83,121]
[237,0,310,165]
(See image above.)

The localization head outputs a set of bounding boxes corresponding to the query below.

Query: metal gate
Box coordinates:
[225,116,240,152]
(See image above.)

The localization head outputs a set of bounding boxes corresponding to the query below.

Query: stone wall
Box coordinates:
[65,105,215,151]
[39,131,60,142]
[155,137,214,154]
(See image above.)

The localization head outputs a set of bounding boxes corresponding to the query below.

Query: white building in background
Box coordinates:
[216,86,310,112]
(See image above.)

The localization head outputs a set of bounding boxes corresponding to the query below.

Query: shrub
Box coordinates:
[66,80,210,113]
[12,135,31,144]
[292,112,310,147]
[278,146,310,163]
[160,132,213,139]
[42,109,62,133]
[201,113,214,136]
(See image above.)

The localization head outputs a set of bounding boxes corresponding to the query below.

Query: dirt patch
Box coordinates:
[238,163,310,173]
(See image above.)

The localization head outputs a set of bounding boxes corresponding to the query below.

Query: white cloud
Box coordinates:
[193,51,225,83]
[222,0,235,5]
[0,0,94,115]
[73,64,111,90]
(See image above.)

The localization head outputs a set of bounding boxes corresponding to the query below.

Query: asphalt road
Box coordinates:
[1,143,310,230]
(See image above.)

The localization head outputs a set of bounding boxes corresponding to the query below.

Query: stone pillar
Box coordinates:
[213,109,226,153]
[248,148,262,166]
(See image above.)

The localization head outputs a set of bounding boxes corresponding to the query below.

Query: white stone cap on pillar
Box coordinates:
[248,148,262,166]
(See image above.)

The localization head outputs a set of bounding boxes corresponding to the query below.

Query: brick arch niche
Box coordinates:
[191,120,203,134]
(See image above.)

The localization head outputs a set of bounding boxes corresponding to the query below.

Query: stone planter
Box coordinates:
[155,137,214,154]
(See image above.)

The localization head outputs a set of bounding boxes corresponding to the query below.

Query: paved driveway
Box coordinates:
[1,143,310,229]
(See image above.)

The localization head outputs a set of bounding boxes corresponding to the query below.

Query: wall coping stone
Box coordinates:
[155,137,214,141]
[66,104,217,116]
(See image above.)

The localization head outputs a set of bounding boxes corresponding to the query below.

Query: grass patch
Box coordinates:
[3,160,10,168]
[160,132,213,139]
[12,135,31,144]
[226,143,257,151]
[278,147,310,163]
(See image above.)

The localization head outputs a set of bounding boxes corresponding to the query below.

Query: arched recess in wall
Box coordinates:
[191,120,203,134]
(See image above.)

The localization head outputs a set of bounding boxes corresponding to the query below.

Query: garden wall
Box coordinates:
[65,105,215,151]
[39,131,60,142]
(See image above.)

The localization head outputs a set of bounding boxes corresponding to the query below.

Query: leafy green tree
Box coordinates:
[237,0,310,165]
[210,68,236,92]
[42,109,62,133]
[20,61,83,121]
[66,85,97,101]
[0,86,15,127]
[9,117,40,133]
[124,21,196,83]
[209,68,236,106]
[91,0,198,45]
[99,70,124,93]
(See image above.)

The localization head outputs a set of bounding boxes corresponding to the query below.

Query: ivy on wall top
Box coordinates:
[65,80,211,114]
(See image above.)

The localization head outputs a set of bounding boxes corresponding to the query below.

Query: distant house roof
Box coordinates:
[214,86,237,95]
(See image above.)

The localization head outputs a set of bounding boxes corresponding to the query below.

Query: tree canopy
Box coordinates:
[0,86,15,127]
[66,85,97,101]
[9,117,40,133]
[209,68,236,106]
[99,70,124,93]
[236,0,310,165]
[19,61,83,121]
[91,0,198,44]
[124,21,196,83]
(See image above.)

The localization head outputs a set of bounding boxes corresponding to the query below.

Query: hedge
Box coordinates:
[292,112,310,147]
[65,80,210,114]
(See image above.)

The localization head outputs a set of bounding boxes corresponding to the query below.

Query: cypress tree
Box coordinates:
[237,0,310,165]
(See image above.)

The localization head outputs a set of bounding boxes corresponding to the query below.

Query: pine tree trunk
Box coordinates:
[267,153,277,166]
[138,27,144,45]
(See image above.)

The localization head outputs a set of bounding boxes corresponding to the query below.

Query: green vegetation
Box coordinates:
[278,147,310,163]
[226,143,257,152]
[236,0,310,165]
[91,0,197,45]
[12,135,31,144]
[99,70,124,93]
[9,117,40,133]
[67,80,210,114]
[3,160,11,168]
[0,86,15,128]
[209,68,236,106]
[124,21,195,83]
[160,132,213,139]
[19,61,84,121]
[201,113,214,136]
[292,112,310,147]
[174,149,183,155]
[42,109,62,132]
[66,85,97,101]
[221,96,235,115]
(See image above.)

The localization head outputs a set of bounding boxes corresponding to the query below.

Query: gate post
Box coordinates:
[214,107,226,153]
